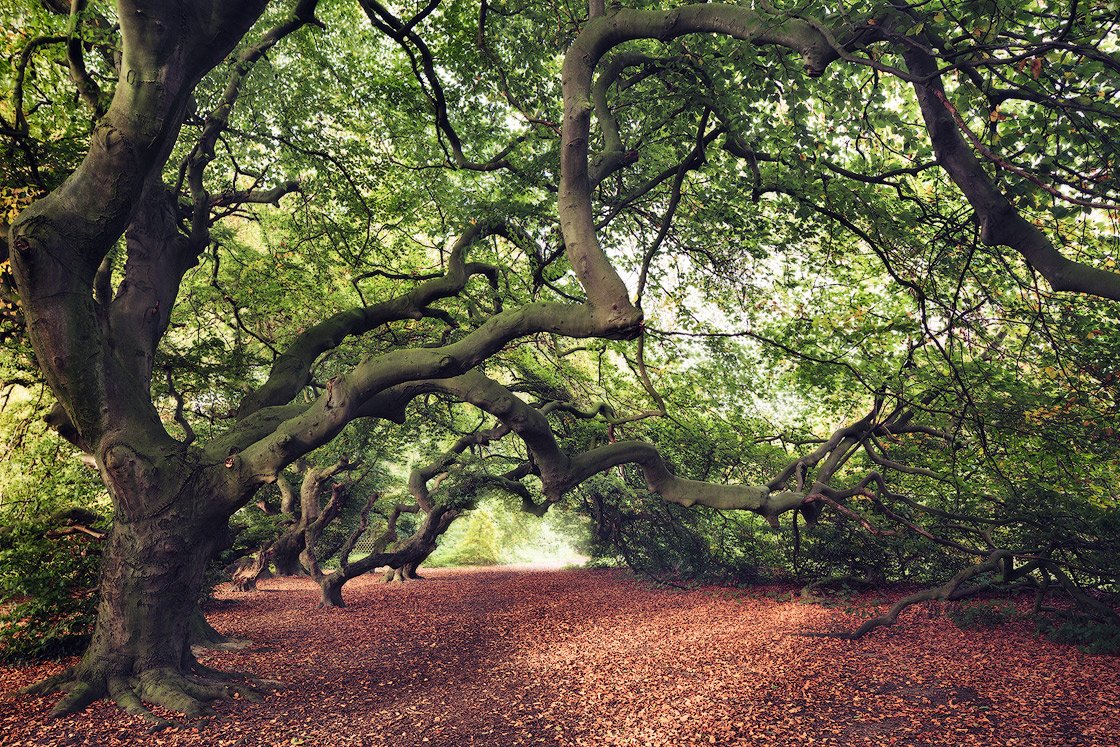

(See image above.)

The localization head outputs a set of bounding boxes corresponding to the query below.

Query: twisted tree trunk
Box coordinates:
[270,528,308,576]
[7,0,280,721]
[230,550,271,592]
[313,502,458,607]
[22,449,262,724]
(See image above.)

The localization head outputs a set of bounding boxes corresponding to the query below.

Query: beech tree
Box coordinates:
[3,0,1119,723]
[229,456,358,591]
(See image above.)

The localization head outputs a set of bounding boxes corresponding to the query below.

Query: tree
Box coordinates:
[229,456,358,591]
[4,0,1118,722]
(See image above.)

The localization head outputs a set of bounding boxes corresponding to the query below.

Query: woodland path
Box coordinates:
[2,566,1117,746]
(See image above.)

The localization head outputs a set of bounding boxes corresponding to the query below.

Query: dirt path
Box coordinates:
[2,567,1117,746]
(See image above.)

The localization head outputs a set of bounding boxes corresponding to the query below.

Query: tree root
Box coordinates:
[190,660,255,682]
[18,656,280,726]
[108,676,175,729]
[51,680,101,717]
[190,638,252,655]
[190,660,283,693]
[17,667,75,696]
[383,568,406,584]
[190,609,253,652]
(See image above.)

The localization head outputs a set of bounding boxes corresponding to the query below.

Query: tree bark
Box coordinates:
[8,0,316,721]
[318,574,347,606]
[403,558,425,580]
[311,504,458,607]
[230,551,270,592]
[24,480,251,723]
[270,530,308,576]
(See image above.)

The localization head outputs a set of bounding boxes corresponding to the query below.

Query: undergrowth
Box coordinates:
[1037,615,1120,655]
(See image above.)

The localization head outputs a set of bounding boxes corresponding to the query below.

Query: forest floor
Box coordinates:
[1,566,1118,746]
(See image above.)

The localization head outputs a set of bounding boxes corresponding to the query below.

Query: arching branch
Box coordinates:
[232,222,504,420]
[805,550,1012,640]
[900,43,1120,301]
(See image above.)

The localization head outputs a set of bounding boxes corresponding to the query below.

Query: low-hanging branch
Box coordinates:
[802,549,1013,640]
[232,456,359,591]
[232,221,505,421]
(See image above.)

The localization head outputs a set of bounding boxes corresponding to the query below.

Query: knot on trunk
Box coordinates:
[104,443,143,501]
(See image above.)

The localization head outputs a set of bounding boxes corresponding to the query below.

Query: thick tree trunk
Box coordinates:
[403,559,424,580]
[402,546,435,580]
[100,509,209,638]
[75,514,210,695]
[8,0,291,723]
[230,551,269,592]
[24,482,260,724]
[270,530,307,576]
[381,540,436,584]
[318,574,346,608]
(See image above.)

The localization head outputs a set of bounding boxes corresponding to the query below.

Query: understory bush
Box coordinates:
[1037,615,1120,655]
[0,516,104,662]
[946,600,1017,630]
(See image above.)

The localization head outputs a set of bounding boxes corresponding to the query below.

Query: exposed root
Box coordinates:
[17,656,278,724]
[185,670,256,702]
[190,610,253,652]
[228,684,265,703]
[189,660,283,693]
[135,669,213,717]
[177,675,231,701]
[191,638,252,655]
[51,681,101,717]
[17,667,75,696]
[189,660,255,682]
[108,676,174,729]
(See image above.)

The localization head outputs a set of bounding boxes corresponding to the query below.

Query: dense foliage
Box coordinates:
[0,394,106,662]
[1,0,1119,719]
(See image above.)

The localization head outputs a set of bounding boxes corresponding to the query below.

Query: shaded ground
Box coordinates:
[2,567,1118,746]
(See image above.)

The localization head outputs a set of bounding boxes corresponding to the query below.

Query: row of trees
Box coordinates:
[2,0,1118,723]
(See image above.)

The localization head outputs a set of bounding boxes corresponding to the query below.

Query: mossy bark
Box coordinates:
[85,512,218,671]
[23,478,262,724]
[8,0,301,722]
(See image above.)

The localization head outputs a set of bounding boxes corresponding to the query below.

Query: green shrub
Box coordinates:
[0,517,104,662]
[946,600,1016,630]
[428,496,590,568]
[1037,615,1120,655]
[0,390,108,662]
[427,505,502,567]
